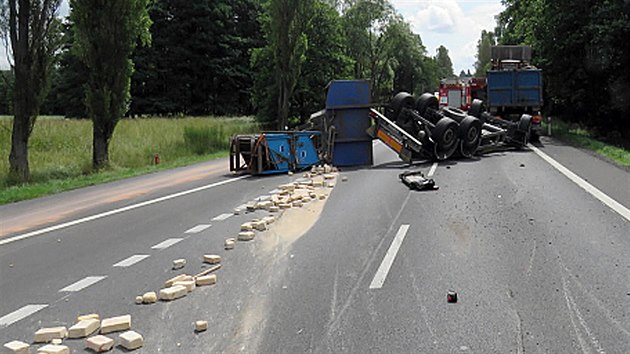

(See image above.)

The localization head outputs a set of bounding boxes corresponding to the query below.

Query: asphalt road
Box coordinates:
[1,137,629,353]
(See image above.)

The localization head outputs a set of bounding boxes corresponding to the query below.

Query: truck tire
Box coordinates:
[390,92,415,125]
[415,93,439,117]
[458,116,482,158]
[441,106,467,122]
[431,117,459,160]
[469,99,484,118]
[512,114,532,147]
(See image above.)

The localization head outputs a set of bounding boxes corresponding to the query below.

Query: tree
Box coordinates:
[342,0,396,101]
[1,0,62,182]
[130,0,263,116]
[291,0,352,124]
[268,0,312,130]
[71,0,152,169]
[434,45,454,79]
[474,30,495,77]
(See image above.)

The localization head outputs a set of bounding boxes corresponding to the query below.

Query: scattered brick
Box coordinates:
[142,291,158,304]
[173,279,196,293]
[224,239,236,250]
[100,315,131,334]
[36,344,69,354]
[118,330,143,350]
[3,340,29,354]
[68,318,100,338]
[195,321,208,332]
[164,274,191,288]
[134,296,143,305]
[238,231,255,241]
[34,327,68,343]
[77,314,99,322]
[85,335,114,353]
[203,255,221,264]
[196,274,217,286]
[159,285,188,301]
[240,222,253,231]
[172,259,186,270]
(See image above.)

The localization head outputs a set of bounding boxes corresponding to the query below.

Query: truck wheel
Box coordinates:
[469,99,484,118]
[441,106,467,122]
[458,116,482,158]
[415,93,439,117]
[432,117,459,160]
[390,92,415,124]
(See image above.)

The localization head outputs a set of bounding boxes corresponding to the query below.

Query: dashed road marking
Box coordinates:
[0,175,248,246]
[113,254,150,267]
[369,224,410,289]
[185,224,211,234]
[0,304,48,328]
[59,276,107,292]
[151,238,183,250]
[427,162,438,177]
[212,213,233,221]
[530,144,630,222]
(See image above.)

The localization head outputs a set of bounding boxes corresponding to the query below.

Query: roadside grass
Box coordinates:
[546,118,630,167]
[0,116,259,204]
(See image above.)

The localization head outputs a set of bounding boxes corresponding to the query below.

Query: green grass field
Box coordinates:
[0,116,259,204]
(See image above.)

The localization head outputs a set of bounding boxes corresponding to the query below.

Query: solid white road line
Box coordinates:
[185,224,211,234]
[427,162,438,177]
[0,304,48,328]
[59,276,107,292]
[369,224,410,289]
[530,144,630,222]
[151,238,183,250]
[0,175,249,246]
[211,213,233,221]
[112,254,150,267]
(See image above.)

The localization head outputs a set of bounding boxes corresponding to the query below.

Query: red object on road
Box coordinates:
[447,290,458,303]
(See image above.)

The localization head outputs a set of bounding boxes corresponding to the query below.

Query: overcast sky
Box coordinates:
[3,0,504,75]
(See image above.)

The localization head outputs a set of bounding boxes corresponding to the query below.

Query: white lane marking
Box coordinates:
[59,276,107,292]
[112,254,150,267]
[369,224,410,289]
[0,304,48,328]
[151,238,183,249]
[427,162,438,177]
[211,213,233,221]
[0,175,249,246]
[185,224,211,234]
[530,144,630,222]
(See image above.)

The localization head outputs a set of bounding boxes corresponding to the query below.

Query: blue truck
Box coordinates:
[486,45,543,139]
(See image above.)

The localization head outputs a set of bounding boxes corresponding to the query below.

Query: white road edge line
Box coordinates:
[529,144,630,222]
[185,224,211,234]
[427,162,438,177]
[0,175,248,246]
[113,254,150,267]
[369,224,410,289]
[0,304,48,328]
[151,238,183,250]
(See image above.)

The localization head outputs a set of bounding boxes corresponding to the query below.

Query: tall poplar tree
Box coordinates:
[70,0,152,169]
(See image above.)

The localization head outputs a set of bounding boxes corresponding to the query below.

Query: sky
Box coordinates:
[2,0,505,74]
[391,0,505,73]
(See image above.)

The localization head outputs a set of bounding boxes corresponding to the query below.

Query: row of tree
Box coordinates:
[1,0,458,182]
[494,0,630,140]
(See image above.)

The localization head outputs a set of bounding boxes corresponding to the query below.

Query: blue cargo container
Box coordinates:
[325,80,373,167]
[486,69,543,111]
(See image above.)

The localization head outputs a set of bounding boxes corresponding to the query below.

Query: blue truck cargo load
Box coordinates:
[486,69,543,110]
